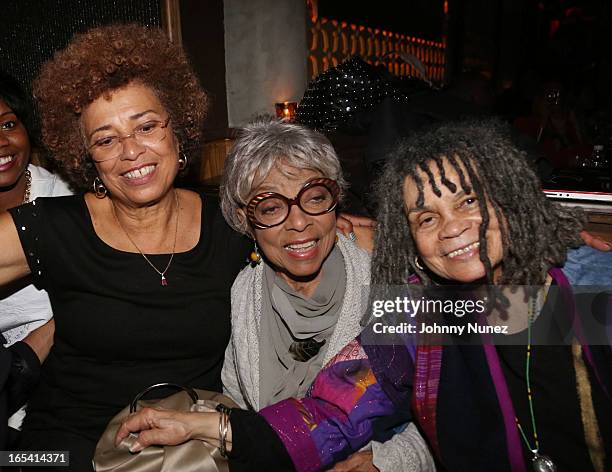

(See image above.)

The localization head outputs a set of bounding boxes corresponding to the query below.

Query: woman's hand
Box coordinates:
[580,231,611,251]
[337,213,377,233]
[329,451,379,471]
[337,213,377,253]
[114,408,224,453]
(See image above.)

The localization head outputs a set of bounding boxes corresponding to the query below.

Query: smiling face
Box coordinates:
[404,158,504,283]
[80,82,179,206]
[244,164,338,293]
[0,99,30,189]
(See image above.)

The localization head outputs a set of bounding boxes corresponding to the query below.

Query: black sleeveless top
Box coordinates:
[9,193,251,443]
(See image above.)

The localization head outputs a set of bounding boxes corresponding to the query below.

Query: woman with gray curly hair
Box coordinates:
[219,118,359,408]
[221,118,433,471]
[119,117,435,471]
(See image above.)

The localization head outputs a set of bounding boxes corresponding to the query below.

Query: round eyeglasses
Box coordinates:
[88,117,171,162]
[246,178,340,229]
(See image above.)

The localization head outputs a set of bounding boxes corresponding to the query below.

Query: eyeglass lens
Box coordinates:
[90,120,168,162]
[254,184,335,226]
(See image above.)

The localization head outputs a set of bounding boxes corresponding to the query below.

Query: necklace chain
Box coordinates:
[22,169,32,204]
[515,292,541,454]
[510,285,559,471]
[111,190,180,286]
[513,286,559,472]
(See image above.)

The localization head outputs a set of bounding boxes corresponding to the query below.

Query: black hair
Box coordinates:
[0,71,37,145]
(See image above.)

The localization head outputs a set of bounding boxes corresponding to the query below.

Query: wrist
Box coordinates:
[188,412,218,441]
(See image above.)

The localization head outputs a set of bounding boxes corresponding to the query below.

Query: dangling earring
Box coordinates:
[414,256,424,271]
[92,177,108,199]
[249,241,262,267]
[178,152,188,171]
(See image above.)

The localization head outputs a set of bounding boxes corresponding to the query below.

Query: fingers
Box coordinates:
[580,231,611,251]
[114,408,197,453]
[336,213,378,240]
[329,451,377,472]
[114,407,166,447]
[329,455,354,471]
[352,226,374,253]
[340,213,377,228]
[336,215,353,236]
[128,429,160,453]
[329,456,357,471]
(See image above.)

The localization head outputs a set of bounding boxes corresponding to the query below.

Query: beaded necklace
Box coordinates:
[22,168,32,203]
[515,290,557,472]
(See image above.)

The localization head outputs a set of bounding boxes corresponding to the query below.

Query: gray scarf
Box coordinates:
[259,246,346,406]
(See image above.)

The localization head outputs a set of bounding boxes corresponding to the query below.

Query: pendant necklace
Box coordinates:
[515,291,556,472]
[112,190,180,287]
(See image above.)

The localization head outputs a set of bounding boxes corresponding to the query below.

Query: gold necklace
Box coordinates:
[22,168,32,203]
[111,191,180,286]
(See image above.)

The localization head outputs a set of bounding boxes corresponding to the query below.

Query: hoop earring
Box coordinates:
[92,177,108,199]
[178,152,188,171]
[249,241,262,267]
[414,256,424,271]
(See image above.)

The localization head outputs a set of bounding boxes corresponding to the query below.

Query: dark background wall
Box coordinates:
[318,0,445,41]
[179,0,229,138]
[2,0,610,136]
[318,0,611,112]
[0,0,232,136]
[0,0,163,152]
[0,0,162,101]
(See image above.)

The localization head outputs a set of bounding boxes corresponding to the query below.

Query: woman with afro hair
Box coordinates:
[0,24,252,469]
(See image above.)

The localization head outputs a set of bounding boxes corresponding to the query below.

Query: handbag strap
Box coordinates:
[130,383,199,413]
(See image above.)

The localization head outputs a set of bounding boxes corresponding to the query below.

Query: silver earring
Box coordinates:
[414,256,424,271]
[178,152,188,170]
[92,177,108,199]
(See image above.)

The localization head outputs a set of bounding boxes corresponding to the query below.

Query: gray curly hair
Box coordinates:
[220,117,347,234]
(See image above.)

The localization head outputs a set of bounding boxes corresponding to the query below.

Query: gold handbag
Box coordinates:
[94,383,238,472]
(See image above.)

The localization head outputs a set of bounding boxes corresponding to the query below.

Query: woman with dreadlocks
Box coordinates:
[364,119,612,471]
[116,120,611,472]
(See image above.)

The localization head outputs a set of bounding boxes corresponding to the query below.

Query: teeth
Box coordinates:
[285,240,317,251]
[447,241,479,259]
[0,155,14,166]
[124,165,155,179]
